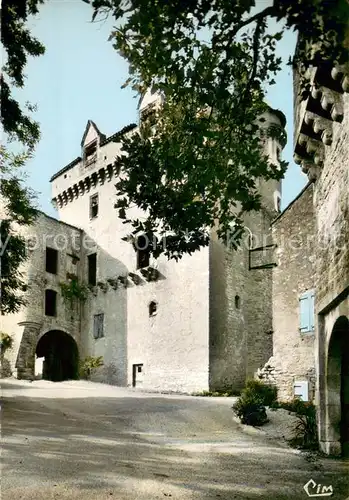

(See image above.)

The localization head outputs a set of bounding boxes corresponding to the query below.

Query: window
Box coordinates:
[149,301,158,317]
[45,289,57,316]
[135,235,150,269]
[299,290,315,333]
[88,253,97,286]
[90,193,99,219]
[235,295,241,309]
[93,313,104,339]
[45,247,58,274]
[84,139,97,166]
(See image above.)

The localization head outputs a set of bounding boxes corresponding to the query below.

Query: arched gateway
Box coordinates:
[326,316,349,457]
[36,330,79,382]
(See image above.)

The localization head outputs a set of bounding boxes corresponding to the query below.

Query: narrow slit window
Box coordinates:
[235,295,241,309]
[149,301,158,317]
[88,253,97,286]
[45,247,58,274]
[45,289,57,316]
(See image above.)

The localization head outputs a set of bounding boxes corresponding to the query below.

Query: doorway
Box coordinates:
[132,364,144,388]
[327,316,349,456]
[36,330,79,382]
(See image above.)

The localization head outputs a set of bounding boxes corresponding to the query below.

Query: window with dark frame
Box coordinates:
[90,193,99,219]
[84,139,97,166]
[93,313,104,339]
[45,289,57,316]
[88,253,97,286]
[45,247,58,274]
[136,235,150,269]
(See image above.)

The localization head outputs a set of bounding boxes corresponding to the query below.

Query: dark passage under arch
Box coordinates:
[327,315,349,457]
[36,330,79,382]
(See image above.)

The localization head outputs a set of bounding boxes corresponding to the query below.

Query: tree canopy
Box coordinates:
[90,0,348,259]
[1,0,44,313]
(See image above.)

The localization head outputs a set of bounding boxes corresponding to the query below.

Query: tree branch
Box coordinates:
[225,5,276,48]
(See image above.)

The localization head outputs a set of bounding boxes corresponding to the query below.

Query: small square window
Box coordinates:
[90,194,99,219]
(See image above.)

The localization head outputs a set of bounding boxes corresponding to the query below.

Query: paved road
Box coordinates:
[1,379,348,499]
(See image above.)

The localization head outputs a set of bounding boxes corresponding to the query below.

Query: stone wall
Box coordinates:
[0,213,83,379]
[51,120,210,393]
[258,183,316,401]
[209,109,284,392]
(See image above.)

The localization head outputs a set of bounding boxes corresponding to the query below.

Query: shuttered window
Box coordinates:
[299,290,315,333]
[93,313,104,339]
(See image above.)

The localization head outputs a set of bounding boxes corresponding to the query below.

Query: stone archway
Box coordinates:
[36,330,79,382]
[326,316,349,457]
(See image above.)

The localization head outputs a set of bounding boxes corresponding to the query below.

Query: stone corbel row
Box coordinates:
[53,161,119,208]
[294,63,348,180]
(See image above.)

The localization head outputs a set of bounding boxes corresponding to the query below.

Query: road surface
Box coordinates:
[1,379,348,499]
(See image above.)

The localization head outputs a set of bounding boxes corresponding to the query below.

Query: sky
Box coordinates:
[16,0,307,216]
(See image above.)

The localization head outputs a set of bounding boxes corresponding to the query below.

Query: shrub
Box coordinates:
[79,356,104,380]
[289,401,318,450]
[0,332,14,354]
[232,391,268,426]
[232,380,276,426]
[245,379,278,406]
[193,388,241,397]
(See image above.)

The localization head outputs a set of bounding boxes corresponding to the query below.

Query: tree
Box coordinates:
[90,0,348,260]
[1,0,45,313]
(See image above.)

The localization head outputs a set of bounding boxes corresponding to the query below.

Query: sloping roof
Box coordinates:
[271,181,313,225]
[49,123,137,183]
[37,210,82,231]
[49,156,82,182]
[80,119,106,147]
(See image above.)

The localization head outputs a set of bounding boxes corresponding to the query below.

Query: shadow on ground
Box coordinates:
[2,382,348,500]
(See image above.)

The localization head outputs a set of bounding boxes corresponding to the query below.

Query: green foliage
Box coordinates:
[1,0,45,315]
[232,391,268,426]
[79,356,104,380]
[0,332,14,354]
[232,379,276,426]
[59,278,89,305]
[245,379,278,407]
[1,0,45,148]
[289,401,318,450]
[89,0,348,260]
[193,388,240,397]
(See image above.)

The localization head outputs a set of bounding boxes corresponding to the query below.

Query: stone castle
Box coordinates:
[1,90,285,394]
[1,56,348,456]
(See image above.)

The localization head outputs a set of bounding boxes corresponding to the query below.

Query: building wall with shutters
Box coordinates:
[258,183,316,401]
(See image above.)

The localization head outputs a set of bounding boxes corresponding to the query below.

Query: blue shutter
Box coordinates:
[309,290,315,331]
[299,292,310,332]
[299,290,315,333]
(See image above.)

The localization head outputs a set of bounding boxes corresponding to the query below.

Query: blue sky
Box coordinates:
[19,0,307,216]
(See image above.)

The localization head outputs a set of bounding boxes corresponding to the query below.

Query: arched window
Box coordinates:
[235,295,241,309]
